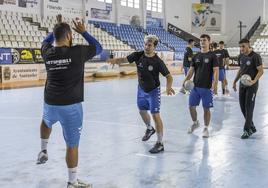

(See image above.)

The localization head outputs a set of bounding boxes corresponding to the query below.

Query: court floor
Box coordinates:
[0,70,268,188]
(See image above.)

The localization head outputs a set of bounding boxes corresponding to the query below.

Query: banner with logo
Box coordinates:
[191,3,222,33]
[44,0,82,17]
[167,23,200,44]
[18,0,39,9]
[1,64,40,83]
[0,48,12,64]
[32,49,44,63]
[38,63,46,79]
[91,8,111,20]
[12,48,35,64]
[1,0,16,5]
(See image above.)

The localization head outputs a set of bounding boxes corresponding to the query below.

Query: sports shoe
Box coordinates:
[251,126,257,134]
[67,179,92,188]
[36,150,48,164]
[241,130,253,139]
[142,127,155,141]
[149,142,164,154]
[179,87,186,94]
[187,121,200,134]
[202,127,209,138]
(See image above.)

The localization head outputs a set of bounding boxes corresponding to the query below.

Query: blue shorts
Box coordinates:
[43,102,83,148]
[212,68,225,81]
[183,66,190,76]
[137,86,161,114]
[189,87,213,108]
[219,68,225,81]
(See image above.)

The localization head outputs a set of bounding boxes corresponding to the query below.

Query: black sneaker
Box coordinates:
[241,130,253,139]
[149,142,164,154]
[251,126,257,134]
[142,127,155,141]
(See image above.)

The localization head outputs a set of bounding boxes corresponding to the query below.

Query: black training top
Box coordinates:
[213,49,225,69]
[238,51,262,82]
[223,49,230,58]
[183,47,193,67]
[127,51,170,92]
[191,51,219,89]
[42,43,96,105]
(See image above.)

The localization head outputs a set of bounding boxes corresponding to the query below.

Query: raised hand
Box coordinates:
[56,14,62,24]
[72,19,86,34]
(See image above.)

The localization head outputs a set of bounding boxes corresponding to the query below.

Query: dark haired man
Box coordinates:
[108,35,174,154]
[183,34,219,138]
[36,15,102,188]
[233,39,263,139]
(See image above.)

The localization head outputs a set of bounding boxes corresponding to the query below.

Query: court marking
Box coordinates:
[135,153,157,159]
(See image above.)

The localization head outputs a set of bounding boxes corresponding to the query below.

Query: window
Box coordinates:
[98,0,112,3]
[121,0,139,8]
[147,0,162,12]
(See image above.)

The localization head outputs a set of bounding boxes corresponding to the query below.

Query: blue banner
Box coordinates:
[0,48,12,64]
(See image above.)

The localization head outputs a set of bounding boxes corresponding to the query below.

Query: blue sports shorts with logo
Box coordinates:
[189,87,213,108]
[43,102,83,148]
[137,85,161,114]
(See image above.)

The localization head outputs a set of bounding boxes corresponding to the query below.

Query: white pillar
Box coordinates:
[114,0,120,26]
[141,0,146,29]
[263,0,266,23]
[163,0,166,30]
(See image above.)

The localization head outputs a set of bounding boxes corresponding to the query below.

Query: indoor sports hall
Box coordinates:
[0,0,268,188]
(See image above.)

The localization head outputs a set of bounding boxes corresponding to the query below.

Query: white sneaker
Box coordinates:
[179,87,186,94]
[67,179,92,188]
[36,150,48,164]
[187,121,200,134]
[202,127,209,138]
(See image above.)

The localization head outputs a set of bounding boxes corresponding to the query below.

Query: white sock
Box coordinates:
[41,139,49,151]
[193,120,198,124]
[204,125,209,129]
[146,123,153,130]
[68,167,77,184]
[157,133,163,143]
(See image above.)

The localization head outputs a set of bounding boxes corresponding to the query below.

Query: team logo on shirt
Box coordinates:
[246,61,251,66]
[196,59,200,63]
[148,65,153,71]
[204,58,209,63]
[138,63,143,68]
[216,53,221,57]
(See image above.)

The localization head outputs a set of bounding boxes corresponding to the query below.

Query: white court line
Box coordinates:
[135,153,156,159]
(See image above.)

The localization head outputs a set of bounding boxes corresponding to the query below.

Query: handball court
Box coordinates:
[0,70,268,188]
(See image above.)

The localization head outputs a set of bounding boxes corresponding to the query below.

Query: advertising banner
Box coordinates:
[12,48,35,64]
[91,8,111,20]
[1,64,40,83]
[192,3,222,33]
[0,48,12,64]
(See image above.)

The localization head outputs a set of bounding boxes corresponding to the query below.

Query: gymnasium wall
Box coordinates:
[225,0,263,47]
[0,0,265,46]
